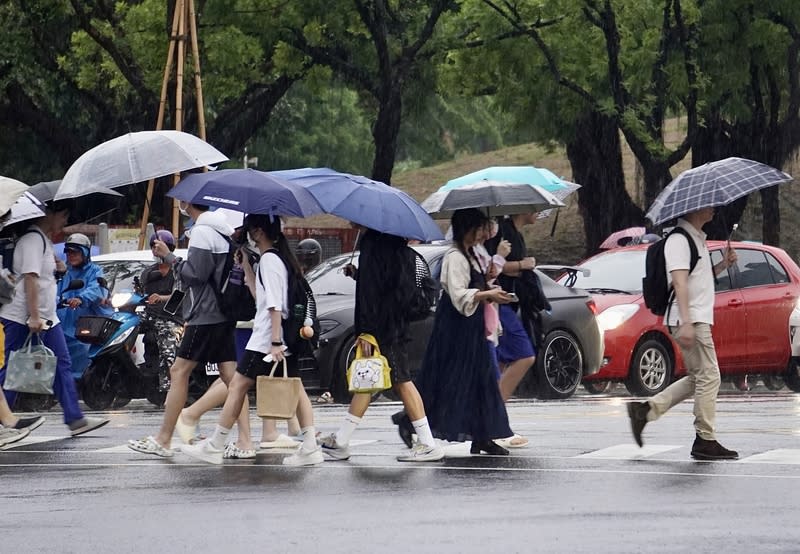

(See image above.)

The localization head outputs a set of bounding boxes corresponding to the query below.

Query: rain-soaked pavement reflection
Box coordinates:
[4,393,800,553]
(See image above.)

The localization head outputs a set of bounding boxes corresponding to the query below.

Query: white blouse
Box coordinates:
[441,248,482,317]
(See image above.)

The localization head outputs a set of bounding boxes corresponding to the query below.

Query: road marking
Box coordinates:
[574,444,682,459]
[740,449,800,464]
[94,438,380,453]
[0,436,67,450]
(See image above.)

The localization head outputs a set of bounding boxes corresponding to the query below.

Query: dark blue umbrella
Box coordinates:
[166,169,323,217]
[269,168,444,241]
[646,157,793,225]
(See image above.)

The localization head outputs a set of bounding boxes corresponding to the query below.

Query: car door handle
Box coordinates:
[728,299,743,307]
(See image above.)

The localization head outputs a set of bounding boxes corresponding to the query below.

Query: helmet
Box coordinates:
[149,230,176,251]
[296,238,321,272]
[64,233,91,260]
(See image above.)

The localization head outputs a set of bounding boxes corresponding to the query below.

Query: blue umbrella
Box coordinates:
[441,166,571,192]
[646,157,793,225]
[269,168,444,242]
[166,169,323,217]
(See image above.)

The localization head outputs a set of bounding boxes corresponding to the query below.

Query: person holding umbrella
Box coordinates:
[627,157,793,460]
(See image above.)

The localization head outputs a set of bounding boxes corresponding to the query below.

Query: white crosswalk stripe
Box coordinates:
[739,449,800,464]
[574,444,682,459]
[0,436,67,450]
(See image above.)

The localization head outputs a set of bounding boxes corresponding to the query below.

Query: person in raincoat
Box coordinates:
[56,233,113,377]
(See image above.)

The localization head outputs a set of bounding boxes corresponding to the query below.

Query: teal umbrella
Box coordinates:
[441,166,570,192]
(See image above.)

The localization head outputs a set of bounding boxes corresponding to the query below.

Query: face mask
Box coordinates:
[178,202,189,217]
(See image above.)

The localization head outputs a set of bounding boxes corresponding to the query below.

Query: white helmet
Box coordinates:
[64,233,92,260]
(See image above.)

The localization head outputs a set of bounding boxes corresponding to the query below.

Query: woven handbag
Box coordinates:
[5,333,57,395]
[256,358,302,420]
[346,333,392,393]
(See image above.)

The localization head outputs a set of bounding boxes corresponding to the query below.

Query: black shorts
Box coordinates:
[176,322,236,365]
[383,340,411,384]
[237,350,301,380]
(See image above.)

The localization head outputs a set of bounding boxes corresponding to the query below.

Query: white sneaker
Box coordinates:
[0,426,30,448]
[318,433,351,461]
[396,442,445,462]
[69,417,109,437]
[283,446,324,466]
[181,439,223,465]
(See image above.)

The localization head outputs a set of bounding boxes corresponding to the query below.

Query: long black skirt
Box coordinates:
[415,293,512,442]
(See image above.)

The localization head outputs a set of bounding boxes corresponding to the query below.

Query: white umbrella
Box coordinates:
[4,192,45,227]
[55,130,229,200]
[0,176,30,216]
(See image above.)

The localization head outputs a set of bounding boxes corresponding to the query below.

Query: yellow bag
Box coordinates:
[256,359,302,419]
[346,333,392,393]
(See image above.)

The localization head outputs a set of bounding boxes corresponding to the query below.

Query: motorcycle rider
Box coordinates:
[140,230,183,392]
[57,233,113,378]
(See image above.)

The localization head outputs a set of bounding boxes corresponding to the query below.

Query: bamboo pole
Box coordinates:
[188,0,206,142]
[137,1,182,248]
[171,0,187,238]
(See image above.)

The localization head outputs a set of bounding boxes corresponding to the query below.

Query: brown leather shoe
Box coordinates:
[690,435,738,460]
[626,401,650,447]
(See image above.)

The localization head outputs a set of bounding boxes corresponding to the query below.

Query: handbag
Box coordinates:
[346,333,392,393]
[5,333,57,395]
[256,358,302,420]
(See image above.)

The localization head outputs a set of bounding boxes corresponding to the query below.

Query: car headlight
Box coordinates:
[318,319,340,337]
[111,292,132,308]
[596,304,639,332]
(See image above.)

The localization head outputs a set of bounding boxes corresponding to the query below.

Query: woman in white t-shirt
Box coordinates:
[181,214,323,466]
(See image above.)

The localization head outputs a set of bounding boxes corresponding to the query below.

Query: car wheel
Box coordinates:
[732,375,754,392]
[81,363,120,411]
[784,358,800,392]
[625,338,672,396]
[536,330,583,399]
[762,374,785,391]
[583,380,614,395]
[331,336,357,404]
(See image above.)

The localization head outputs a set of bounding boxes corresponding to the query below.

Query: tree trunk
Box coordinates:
[566,111,645,256]
[640,159,674,214]
[371,88,402,185]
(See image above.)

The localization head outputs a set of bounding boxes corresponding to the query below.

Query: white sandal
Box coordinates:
[128,436,174,458]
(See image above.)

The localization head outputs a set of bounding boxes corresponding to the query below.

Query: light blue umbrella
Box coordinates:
[440,166,571,192]
[269,168,444,242]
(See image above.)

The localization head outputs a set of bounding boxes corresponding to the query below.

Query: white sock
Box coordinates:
[335,413,362,446]
[209,425,231,449]
[301,426,316,451]
[412,417,435,448]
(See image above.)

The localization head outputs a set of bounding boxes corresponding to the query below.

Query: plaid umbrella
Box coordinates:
[646,157,793,225]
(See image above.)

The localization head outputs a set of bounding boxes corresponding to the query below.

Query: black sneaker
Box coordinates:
[12,416,45,433]
[627,401,650,447]
[391,411,414,449]
[690,435,738,460]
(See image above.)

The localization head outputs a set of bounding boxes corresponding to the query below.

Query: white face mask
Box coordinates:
[178,202,189,217]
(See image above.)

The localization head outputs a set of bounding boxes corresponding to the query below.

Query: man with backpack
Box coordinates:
[128,201,253,457]
[628,208,739,460]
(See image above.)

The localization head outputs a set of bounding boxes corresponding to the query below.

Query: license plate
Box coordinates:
[205,363,219,376]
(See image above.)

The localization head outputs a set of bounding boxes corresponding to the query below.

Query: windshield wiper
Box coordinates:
[584,287,633,295]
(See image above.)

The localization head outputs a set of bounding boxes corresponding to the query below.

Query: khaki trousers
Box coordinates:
[646,323,720,440]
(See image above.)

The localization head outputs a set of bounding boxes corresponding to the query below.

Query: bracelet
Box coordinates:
[271,341,283,346]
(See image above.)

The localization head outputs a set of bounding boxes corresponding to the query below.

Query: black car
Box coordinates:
[303,244,603,402]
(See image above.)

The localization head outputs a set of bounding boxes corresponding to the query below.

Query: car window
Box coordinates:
[709,250,733,292]
[765,252,789,284]
[96,260,149,294]
[566,250,646,292]
[734,249,776,288]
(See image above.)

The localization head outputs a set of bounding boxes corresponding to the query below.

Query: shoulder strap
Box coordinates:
[670,227,700,274]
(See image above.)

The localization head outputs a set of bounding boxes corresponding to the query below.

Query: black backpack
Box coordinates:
[641,227,700,316]
[407,249,438,321]
[213,231,257,322]
[263,250,320,353]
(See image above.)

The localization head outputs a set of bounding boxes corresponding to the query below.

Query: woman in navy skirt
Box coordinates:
[415,208,515,455]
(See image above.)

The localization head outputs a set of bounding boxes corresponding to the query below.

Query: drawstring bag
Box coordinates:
[5,333,57,395]
[347,333,392,393]
[256,358,302,420]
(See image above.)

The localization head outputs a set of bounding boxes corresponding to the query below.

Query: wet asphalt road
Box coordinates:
[3,391,800,554]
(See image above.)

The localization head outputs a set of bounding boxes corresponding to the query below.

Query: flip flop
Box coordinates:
[259,434,301,449]
[495,434,529,449]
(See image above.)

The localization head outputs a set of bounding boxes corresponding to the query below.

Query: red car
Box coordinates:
[561,240,800,396]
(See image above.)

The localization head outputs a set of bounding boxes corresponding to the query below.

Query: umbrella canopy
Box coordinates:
[4,192,45,227]
[646,157,793,225]
[269,168,444,242]
[441,166,570,193]
[421,180,565,219]
[55,130,229,200]
[537,180,582,220]
[31,180,122,204]
[0,177,29,216]
[167,169,323,218]
[599,226,648,249]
